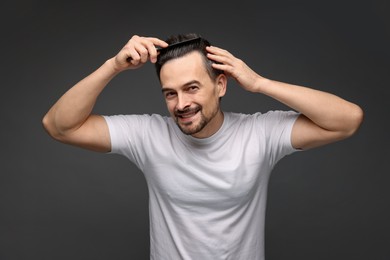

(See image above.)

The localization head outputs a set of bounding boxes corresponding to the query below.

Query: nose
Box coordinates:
[176,93,191,111]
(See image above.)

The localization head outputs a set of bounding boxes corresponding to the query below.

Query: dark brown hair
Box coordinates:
[155,33,223,81]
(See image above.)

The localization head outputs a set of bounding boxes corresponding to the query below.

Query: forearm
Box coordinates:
[254,77,363,134]
[43,58,119,137]
[206,45,363,147]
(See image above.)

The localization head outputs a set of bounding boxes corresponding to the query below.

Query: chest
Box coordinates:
[143,139,271,211]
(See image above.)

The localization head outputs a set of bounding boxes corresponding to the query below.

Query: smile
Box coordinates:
[180,111,198,118]
[175,108,201,122]
[178,111,198,122]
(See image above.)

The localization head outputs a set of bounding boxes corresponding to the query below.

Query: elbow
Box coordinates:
[42,114,54,137]
[343,104,364,138]
[42,113,62,141]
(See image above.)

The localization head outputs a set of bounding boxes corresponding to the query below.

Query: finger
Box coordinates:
[147,37,169,49]
[206,46,233,64]
[126,41,150,64]
[142,39,160,63]
[207,52,231,66]
[135,45,150,63]
[206,46,229,56]
[127,37,168,63]
[121,45,139,64]
[145,37,168,63]
[122,37,142,63]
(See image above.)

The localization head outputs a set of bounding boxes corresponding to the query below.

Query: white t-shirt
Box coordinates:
[104,111,299,260]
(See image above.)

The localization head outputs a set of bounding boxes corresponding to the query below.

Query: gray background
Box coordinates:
[1,0,389,259]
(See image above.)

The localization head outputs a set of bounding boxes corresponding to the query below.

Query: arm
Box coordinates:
[206,46,364,150]
[42,35,168,152]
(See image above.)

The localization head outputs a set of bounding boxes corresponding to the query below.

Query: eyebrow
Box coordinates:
[161,80,201,93]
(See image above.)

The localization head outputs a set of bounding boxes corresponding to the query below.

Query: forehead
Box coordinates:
[160,51,209,88]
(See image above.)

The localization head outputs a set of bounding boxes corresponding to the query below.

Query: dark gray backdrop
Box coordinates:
[1,0,389,259]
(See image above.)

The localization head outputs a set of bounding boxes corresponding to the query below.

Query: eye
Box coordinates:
[187,86,199,93]
[164,91,177,99]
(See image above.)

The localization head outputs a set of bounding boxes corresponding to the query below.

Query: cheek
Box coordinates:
[165,101,176,113]
[204,94,220,110]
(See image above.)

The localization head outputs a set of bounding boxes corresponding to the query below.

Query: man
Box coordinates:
[43,33,363,259]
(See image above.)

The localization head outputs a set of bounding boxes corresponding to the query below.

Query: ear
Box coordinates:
[216,74,227,98]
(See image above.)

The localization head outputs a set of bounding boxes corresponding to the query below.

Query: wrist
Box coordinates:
[105,57,123,75]
[252,76,271,93]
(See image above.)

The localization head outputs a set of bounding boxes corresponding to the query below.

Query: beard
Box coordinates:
[174,103,219,136]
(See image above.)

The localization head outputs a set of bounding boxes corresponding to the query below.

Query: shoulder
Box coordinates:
[224,111,299,138]
[226,110,298,124]
[248,110,299,125]
[104,113,169,126]
[103,114,173,139]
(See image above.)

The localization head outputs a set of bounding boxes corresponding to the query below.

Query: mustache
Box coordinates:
[174,105,201,116]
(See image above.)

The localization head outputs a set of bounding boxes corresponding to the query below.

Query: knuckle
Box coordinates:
[139,49,148,56]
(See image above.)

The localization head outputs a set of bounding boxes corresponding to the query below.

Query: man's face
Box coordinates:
[160,51,226,138]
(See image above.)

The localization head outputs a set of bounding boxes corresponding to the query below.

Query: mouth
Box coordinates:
[175,108,201,123]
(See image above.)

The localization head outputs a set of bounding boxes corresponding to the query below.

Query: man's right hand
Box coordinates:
[112,35,168,72]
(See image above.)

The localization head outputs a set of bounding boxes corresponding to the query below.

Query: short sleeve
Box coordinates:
[257,110,301,166]
[103,114,147,167]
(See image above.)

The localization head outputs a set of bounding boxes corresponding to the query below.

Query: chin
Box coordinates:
[180,121,207,136]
